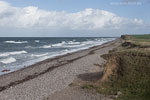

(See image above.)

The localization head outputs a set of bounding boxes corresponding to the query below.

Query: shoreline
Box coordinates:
[0,39,117,75]
[0,39,115,76]
[0,39,115,75]
[0,38,120,100]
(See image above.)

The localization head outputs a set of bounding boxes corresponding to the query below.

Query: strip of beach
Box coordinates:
[0,38,120,100]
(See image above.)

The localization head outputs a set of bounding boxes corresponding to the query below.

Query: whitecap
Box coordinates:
[31,53,48,57]
[40,41,81,49]
[82,41,94,45]
[52,43,63,47]
[40,41,66,48]
[52,41,66,47]
[35,40,40,42]
[25,46,33,48]
[40,45,52,48]
[0,50,27,57]
[67,41,80,45]
[63,44,85,48]
[4,41,28,44]
[0,57,16,64]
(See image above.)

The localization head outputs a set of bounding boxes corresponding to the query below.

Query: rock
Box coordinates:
[115,91,122,98]
[108,95,116,99]
[1,69,10,72]
[117,91,122,95]
[121,35,127,39]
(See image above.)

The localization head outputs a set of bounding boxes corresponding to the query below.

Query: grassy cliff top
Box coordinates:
[121,34,150,47]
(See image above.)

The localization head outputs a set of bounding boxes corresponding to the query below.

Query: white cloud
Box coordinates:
[0,1,149,36]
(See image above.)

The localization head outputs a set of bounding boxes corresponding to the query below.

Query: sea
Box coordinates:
[0,37,115,75]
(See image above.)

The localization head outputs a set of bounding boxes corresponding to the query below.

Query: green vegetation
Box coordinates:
[101,52,150,100]
[81,84,98,89]
[122,34,150,47]
[83,34,150,100]
[130,34,150,40]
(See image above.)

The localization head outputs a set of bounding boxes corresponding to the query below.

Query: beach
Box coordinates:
[0,38,120,100]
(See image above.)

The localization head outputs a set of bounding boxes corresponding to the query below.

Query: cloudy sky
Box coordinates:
[0,0,150,37]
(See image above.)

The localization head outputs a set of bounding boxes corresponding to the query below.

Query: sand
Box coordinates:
[0,38,120,100]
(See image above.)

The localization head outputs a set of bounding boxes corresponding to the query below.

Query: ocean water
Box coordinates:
[0,37,115,75]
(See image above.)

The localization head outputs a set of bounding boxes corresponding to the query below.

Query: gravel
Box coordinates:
[0,39,119,100]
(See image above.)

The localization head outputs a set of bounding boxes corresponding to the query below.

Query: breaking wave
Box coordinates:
[35,40,40,42]
[0,50,27,57]
[4,41,28,44]
[40,45,52,48]
[31,53,49,57]
[0,57,16,64]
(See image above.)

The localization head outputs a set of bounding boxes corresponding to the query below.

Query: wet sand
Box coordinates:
[0,38,120,100]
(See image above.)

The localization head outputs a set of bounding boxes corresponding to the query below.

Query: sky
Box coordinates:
[0,0,150,37]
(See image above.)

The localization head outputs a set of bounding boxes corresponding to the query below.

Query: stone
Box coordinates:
[1,69,10,72]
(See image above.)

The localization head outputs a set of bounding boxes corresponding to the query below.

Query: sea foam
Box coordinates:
[35,40,40,42]
[31,53,48,57]
[40,45,52,48]
[0,57,16,64]
[0,50,27,57]
[4,41,28,44]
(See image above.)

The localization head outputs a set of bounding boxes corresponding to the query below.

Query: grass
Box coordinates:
[123,34,150,47]
[81,84,98,89]
[130,34,150,39]
[82,34,150,100]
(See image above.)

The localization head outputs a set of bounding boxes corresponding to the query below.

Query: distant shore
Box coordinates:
[0,38,120,100]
